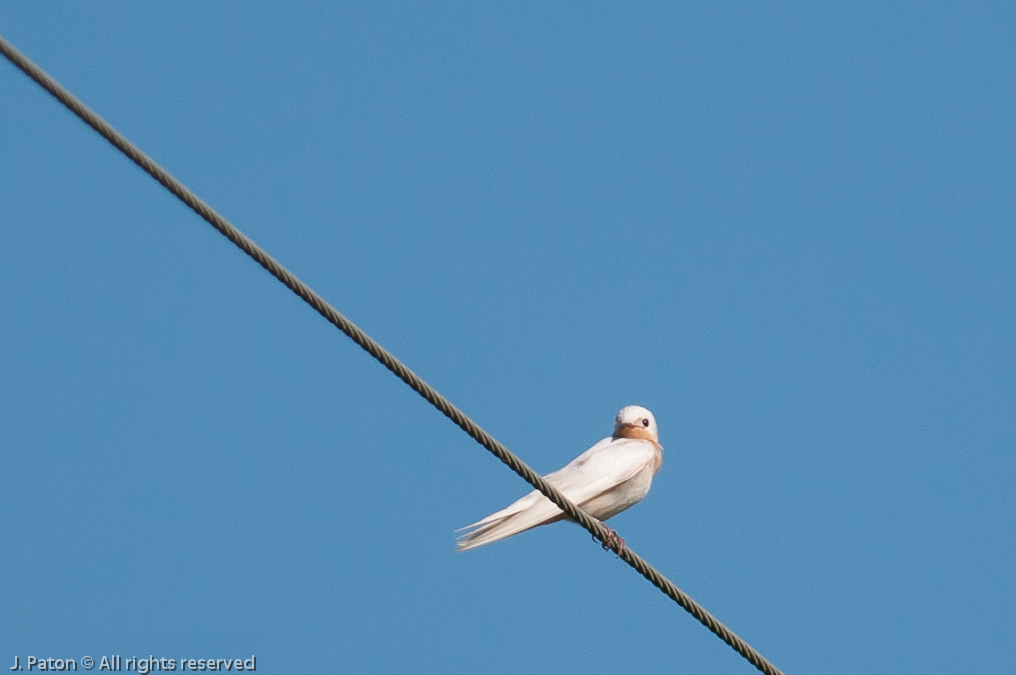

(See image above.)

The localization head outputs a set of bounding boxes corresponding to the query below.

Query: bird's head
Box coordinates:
[613,405,661,447]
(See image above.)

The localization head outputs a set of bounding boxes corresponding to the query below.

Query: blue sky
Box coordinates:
[2,3,1013,674]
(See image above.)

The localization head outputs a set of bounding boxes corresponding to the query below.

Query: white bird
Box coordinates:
[456,405,663,552]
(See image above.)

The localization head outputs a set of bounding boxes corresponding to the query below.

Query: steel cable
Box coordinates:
[1,34,785,675]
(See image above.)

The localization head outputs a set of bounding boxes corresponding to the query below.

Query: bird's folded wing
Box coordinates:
[546,437,657,506]
[456,437,656,550]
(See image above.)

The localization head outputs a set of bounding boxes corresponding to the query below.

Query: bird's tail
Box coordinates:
[455,496,566,551]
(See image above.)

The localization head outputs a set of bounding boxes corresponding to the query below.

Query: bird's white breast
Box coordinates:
[578,452,658,521]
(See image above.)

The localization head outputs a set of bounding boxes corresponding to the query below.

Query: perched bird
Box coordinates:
[456,405,663,552]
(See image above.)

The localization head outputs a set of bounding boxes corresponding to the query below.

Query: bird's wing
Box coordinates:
[456,436,616,531]
[544,437,658,506]
[456,437,657,551]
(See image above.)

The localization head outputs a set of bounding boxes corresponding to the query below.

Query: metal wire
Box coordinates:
[1,34,785,675]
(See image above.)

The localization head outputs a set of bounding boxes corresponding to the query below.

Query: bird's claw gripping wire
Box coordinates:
[593,522,626,557]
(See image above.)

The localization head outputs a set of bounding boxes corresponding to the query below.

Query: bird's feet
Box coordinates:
[592,521,626,557]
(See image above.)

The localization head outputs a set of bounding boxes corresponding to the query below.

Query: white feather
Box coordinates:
[456,429,661,551]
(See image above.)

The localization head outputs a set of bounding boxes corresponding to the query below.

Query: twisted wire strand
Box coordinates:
[1,34,785,675]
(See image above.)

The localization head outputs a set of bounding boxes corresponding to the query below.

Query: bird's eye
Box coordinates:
[642,418,649,427]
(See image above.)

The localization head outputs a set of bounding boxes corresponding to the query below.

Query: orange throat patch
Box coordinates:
[614,424,664,466]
